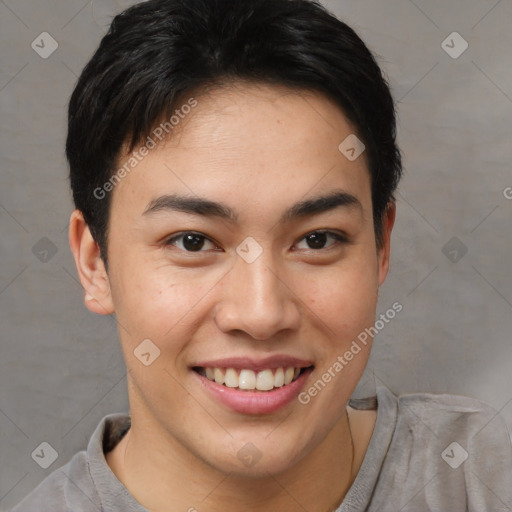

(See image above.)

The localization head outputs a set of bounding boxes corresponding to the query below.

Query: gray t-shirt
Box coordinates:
[9,385,512,511]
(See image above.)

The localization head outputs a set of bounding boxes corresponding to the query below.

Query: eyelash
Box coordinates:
[164,230,349,253]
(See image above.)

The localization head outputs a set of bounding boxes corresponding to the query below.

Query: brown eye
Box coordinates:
[305,232,328,249]
[295,231,348,250]
[165,232,217,252]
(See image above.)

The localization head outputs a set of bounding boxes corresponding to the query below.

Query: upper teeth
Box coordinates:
[202,367,301,391]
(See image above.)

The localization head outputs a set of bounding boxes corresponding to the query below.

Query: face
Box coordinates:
[72,83,394,476]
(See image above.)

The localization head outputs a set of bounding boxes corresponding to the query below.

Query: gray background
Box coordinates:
[1,0,511,508]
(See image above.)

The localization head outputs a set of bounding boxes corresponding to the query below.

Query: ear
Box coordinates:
[377,200,396,287]
[68,210,115,315]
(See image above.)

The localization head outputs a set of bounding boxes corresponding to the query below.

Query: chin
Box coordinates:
[196,428,316,478]
[211,450,303,479]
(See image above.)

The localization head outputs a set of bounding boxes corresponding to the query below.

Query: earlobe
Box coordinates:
[377,201,396,286]
[68,210,115,315]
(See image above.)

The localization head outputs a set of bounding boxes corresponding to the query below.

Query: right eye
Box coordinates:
[164,232,219,252]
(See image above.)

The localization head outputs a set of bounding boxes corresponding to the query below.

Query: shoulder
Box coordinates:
[376,389,512,511]
[393,390,512,468]
[396,390,510,441]
[8,413,132,512]
[8,451,101,512]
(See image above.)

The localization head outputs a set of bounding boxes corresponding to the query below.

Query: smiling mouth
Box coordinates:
[193,366,313,392]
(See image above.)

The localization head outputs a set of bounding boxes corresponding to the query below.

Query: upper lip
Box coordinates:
[193,356,314,372]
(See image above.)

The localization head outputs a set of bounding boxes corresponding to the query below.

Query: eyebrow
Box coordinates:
[142,189,363,224]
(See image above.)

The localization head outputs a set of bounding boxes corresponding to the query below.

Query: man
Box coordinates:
[11,0,512,510]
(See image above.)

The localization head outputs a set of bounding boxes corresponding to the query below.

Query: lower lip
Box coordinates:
[193,368,313,415]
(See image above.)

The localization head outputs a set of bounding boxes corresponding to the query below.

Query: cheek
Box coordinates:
[112,262,217,347]
[300,257,379,338]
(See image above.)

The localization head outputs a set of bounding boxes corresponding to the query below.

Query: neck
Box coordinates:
[106,407,356,512]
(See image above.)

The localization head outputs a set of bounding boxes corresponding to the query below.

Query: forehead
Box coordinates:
[111,82,371,218]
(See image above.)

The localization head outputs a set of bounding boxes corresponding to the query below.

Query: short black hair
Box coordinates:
[66,0,402,269]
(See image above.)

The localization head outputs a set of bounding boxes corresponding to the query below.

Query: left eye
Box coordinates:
[295,231,347,250]
[165,232,217,252]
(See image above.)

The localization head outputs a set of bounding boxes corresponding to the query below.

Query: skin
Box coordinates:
[69,82,395,512]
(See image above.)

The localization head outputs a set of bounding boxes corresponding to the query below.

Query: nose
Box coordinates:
[213,249,301,340]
